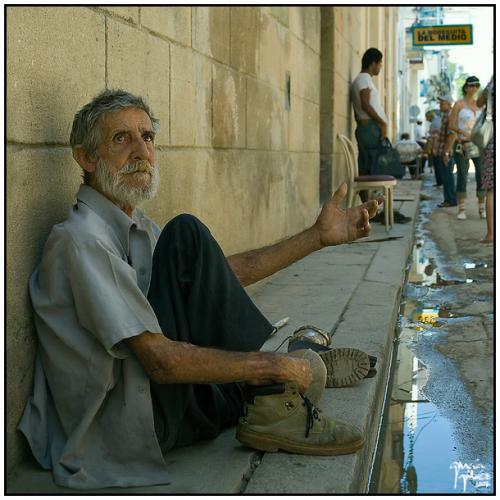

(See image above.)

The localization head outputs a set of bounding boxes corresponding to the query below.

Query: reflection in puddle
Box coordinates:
[375,338,493,493]
[408,239,476,287]
[375,229,493,493]
[464,262,488,269]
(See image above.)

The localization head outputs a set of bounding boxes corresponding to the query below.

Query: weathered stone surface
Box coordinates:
[143,149,318,255]
[6,146,81,474]
[288,34,305,99]
[268,6,289,26]
[100,6,139,23]
[288,96,319,153]
[230,7,259,75]
[303,44,320,104]
[6,6,105,143]
[289,7,320,53]
[140,6,191,46]
[258,12,289,90]
[212,63,246,148]
[192,7,230,64]
[283,152,320,233]
[170,45,212,147]
[107,19,170,146]
[246,78,287,151]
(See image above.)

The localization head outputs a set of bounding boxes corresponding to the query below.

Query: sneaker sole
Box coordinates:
[319,348,370,387]
[236,427,365,456]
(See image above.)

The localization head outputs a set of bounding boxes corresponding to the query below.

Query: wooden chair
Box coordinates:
[337,134,396,232]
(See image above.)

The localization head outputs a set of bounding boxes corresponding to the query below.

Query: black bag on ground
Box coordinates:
[373,138,404,178]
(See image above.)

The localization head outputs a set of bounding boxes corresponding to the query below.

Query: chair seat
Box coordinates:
[355,175,396,182]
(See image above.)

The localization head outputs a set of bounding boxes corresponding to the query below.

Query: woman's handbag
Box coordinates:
[463,141,480,159]
[471,87,493,149]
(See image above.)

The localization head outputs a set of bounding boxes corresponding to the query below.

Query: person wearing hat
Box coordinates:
[448,76,485,220]
[435,94,457,208]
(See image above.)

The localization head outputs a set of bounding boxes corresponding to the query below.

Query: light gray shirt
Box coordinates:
[18,185,171,489]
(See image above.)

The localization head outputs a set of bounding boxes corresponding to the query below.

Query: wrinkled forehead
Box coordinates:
[99,107,153,137]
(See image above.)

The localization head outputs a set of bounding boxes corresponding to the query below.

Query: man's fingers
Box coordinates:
[331,182,348,207]
[357,209,371,238]
[362,208,370,230]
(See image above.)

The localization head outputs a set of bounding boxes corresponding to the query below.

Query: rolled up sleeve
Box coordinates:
[67,238,162,358]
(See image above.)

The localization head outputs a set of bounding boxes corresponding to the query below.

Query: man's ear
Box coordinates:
[72,146,97,174]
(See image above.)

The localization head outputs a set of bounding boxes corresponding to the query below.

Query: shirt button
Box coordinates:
[139,268,146,276]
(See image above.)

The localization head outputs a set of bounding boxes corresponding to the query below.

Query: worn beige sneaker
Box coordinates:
[236,382,365,456]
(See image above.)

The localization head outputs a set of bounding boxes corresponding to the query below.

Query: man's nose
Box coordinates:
[131,136,152,161]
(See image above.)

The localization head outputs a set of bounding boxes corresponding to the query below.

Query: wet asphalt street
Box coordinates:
[375,171,494,494]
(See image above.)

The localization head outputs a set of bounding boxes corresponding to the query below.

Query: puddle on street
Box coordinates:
[464,262,488,269]
[374,321,493,493]
[373,229,493,494]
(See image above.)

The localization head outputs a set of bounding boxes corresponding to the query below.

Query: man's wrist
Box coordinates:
[308,224,325,251]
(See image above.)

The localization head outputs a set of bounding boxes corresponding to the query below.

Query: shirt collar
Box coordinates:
[76,185,136,255]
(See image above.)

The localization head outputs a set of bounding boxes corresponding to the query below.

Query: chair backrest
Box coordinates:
[337,134,359,182]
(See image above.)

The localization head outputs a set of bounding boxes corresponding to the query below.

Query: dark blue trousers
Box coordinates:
[147,215,273,452]
[355,120,381,175]
[436,156,457,205]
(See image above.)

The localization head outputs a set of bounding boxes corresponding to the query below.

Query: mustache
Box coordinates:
[119,160,154,175]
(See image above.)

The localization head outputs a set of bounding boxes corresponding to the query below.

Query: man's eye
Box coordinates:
[113,134,126,143]
[144,133,155,142]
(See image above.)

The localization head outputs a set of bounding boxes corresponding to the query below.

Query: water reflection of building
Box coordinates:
[408,241,437,286]
[377,334,429,493]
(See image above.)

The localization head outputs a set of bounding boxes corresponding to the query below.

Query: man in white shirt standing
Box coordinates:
[351,48,387,196]
[350,49,411,223]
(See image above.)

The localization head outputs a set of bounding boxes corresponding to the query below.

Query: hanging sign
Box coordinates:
[412,24,473,46]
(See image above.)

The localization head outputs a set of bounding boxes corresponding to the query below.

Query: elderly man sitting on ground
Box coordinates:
[19,90,383,489]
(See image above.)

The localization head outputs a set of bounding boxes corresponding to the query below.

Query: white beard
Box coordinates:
[93,158,159,208]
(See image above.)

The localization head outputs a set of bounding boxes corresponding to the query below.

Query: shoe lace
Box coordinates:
[301,395,321,438]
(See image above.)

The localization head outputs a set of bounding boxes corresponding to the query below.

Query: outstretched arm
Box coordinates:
[228,183,384,286]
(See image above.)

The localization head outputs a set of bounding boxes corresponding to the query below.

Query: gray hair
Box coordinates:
[70,89,160,182]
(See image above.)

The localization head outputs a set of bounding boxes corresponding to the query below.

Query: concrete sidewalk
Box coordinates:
[7,181,421,495]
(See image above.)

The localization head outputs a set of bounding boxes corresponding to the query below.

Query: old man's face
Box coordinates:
[93,107,159,208]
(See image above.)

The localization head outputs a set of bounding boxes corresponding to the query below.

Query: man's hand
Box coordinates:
[314,183,384,246]
[249,356,312,393]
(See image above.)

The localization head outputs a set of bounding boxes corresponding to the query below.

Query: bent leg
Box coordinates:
[148,213,273,351]
[148,214,274,451]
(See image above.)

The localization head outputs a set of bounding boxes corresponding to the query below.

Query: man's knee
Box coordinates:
[157,214,212,250]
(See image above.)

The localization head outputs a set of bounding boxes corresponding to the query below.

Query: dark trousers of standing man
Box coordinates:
[355,120,381,175]
[147,214,274,453]
[432,155,443,186]
[435,156,457,205]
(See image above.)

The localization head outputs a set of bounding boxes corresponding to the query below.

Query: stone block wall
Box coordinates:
[6,5,399,475]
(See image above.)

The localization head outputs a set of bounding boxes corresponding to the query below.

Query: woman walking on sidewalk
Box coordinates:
[449,76,485,220]
[476,78,494,243]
